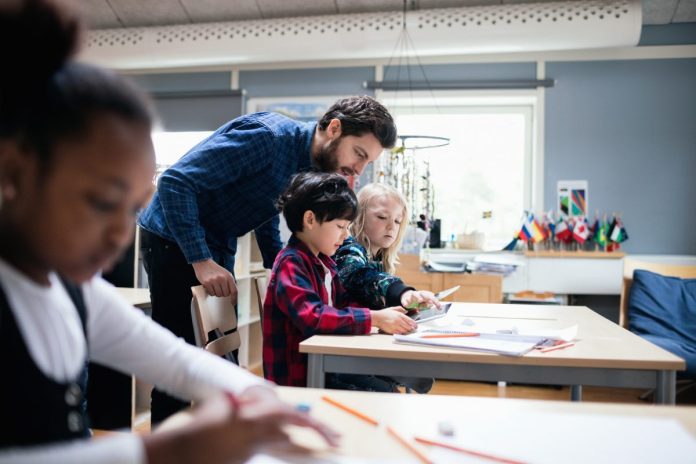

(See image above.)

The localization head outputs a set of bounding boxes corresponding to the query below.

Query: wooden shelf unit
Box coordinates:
[395,254,503,303]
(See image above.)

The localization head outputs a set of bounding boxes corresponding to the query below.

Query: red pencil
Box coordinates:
[387,426,433,464]
[415,436,528,464]
[539,341,576,353]
[321,395,379,426]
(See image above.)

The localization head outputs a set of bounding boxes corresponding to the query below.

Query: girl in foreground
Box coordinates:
[0,1,336,462]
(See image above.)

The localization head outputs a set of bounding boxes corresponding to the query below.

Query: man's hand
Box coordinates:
[192,259,237,301]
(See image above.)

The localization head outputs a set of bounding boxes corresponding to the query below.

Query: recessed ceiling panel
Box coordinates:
[336,0,404,14]
[673,0,696,23]
[79,0,121,29]
[180,0,262,22]
[107,0,191,28]
[642,0,679,24]
[256,0,337,19]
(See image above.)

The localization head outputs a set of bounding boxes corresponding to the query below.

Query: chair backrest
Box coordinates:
[253,275,268,322]
[190,285,240,357]
[620,258,696,327]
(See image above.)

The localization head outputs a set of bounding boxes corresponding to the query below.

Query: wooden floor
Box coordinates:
[430,379,647,403]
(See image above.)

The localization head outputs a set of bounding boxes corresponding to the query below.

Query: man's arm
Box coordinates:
[157,124,275,264]
[253,215,283,269]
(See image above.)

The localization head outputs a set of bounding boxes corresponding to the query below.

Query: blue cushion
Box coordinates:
[628,269,696,378]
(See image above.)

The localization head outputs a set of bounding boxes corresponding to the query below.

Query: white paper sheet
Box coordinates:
[421,411,696,464]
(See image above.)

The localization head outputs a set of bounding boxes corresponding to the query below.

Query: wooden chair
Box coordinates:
[253,275,268,322]
[620,258,696,328]
[190,285,241,357]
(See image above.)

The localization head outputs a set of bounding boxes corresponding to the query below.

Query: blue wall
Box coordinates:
[545,58,696,254]
[239,67,375,98]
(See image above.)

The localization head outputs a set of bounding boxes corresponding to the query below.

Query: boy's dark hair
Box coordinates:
[0,0,154,170]
[317,96,397,149]
[277,171,358,233]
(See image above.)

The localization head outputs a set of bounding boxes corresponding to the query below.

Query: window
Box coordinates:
[382,92,537,250]
[151,131,213,178]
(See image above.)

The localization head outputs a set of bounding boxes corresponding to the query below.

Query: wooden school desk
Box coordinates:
[300,303,685,404]
[115,286,152,309]
[159,387,696,463]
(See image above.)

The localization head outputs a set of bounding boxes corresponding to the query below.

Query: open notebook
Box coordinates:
[393,324,577,357]
[394,332,544,356]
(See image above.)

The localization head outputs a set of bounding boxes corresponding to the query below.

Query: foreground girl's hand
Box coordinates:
[401,290,441,310]
[236,385,340,446]
[371,307,417,334]
[144,387,339,464]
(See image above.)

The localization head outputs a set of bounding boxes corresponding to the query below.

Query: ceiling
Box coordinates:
[80,0,696,30]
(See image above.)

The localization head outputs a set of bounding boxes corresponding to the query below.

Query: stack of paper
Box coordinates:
[393,323,577,357]
[393,331,545,357]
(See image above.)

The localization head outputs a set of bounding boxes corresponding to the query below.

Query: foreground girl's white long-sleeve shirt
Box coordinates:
[0,257,265,464]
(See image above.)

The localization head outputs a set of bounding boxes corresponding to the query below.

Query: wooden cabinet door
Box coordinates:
[442,274,503,303]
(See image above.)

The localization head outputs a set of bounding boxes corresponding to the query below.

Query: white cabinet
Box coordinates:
[235,232,266,374]
[423,249,625,295]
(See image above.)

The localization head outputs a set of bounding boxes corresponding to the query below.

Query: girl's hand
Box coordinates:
[371,307,417,334]
[146,388,340,464]
[236,385,340,447]
[401,290,441,310]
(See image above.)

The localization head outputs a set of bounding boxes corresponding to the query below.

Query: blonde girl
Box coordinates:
[336,183,439,316]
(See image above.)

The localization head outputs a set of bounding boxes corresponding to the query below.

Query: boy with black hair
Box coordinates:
[262,171,416,389]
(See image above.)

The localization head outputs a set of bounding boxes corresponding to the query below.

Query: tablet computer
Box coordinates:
[408,302,452,324]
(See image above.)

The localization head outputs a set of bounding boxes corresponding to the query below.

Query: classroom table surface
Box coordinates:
[159,386,696,463]
[115,287,151,309]
[300,303,685,403]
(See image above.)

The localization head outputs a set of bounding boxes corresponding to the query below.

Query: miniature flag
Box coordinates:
[555,218,572,242]
[596,219,608,248]
[573,218,590,244]
[518,222,532,242]
[502,238,518,251]
[610,218,629,243]
[587,218,601,241]
[531,216,545,243]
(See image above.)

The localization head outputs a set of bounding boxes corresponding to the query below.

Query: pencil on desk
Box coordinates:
[321,395,379,426]
[420,333,479,339]
[387,426,433,464]
[539,341,576,353]
[414,436,527,464]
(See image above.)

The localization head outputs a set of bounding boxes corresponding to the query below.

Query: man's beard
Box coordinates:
[313,138,339,172]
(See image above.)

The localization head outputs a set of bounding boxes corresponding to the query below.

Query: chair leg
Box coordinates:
[639,381,695,402]
[676,380,696,395]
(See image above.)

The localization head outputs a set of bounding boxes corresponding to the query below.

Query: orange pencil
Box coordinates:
[420,333,479,339]
[387,426,433,464]
[539,341,575,353]
[321,395,379,426]
[414,436,527,464]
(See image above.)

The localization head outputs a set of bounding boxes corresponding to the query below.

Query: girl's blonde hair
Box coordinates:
[350,183,409,275]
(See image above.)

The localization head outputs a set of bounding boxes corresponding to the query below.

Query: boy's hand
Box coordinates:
[401,290,441,310]
[371,307,417,334]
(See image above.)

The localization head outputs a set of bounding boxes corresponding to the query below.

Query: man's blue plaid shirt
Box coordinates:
[138,112,315,267]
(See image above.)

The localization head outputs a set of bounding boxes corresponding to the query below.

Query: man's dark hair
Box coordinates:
[317,96,397,149]
[277,171,358,233]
